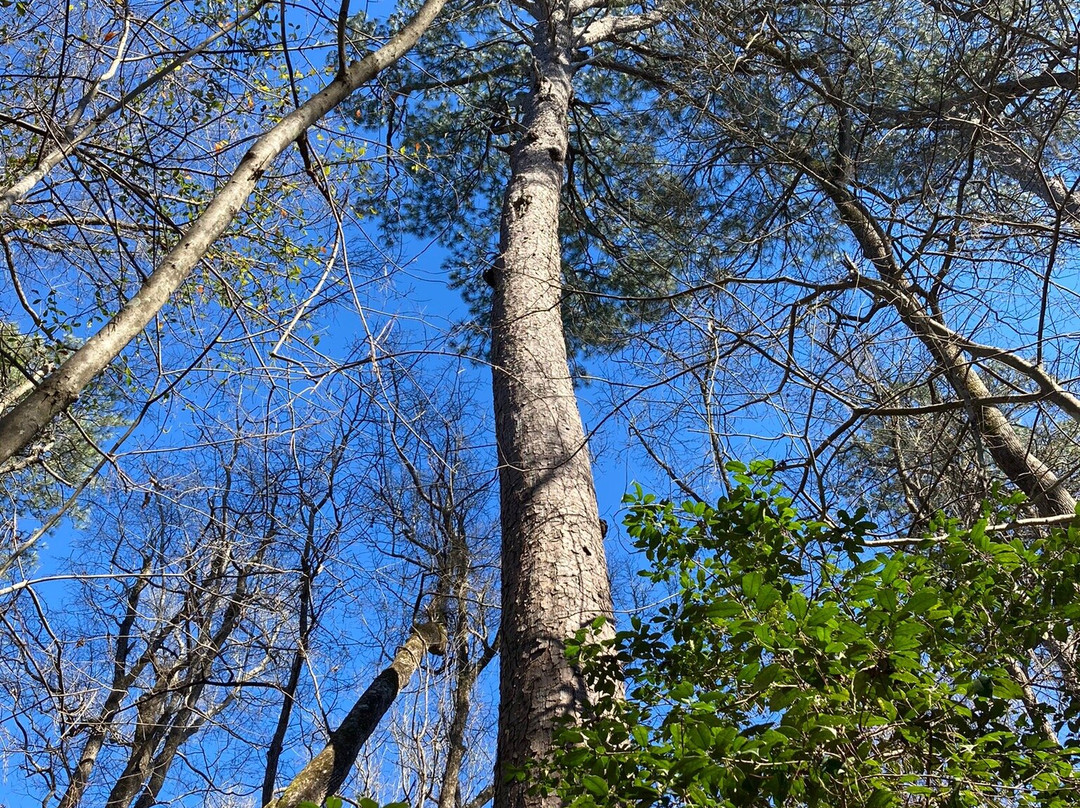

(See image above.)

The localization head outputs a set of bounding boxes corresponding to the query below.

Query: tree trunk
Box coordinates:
[489,10,616,808]
[0,0,270,219]
[262,600,312,807]
[57,559,153,808]
[821,174,1077,517]
[264,621,447,808]
[435,566,497,808]
[0,0,448,466]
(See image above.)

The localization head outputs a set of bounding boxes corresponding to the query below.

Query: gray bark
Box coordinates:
[489,8,617,808]
[264,621,447,808]
[57,558,153,808]
[0,0,448,466]
[0,0,271,219]
[819,173,1077,517]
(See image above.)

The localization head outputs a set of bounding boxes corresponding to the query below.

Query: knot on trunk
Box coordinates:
[415,620,448,656]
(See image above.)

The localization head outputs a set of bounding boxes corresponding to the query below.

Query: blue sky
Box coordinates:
[6,0,1080,804]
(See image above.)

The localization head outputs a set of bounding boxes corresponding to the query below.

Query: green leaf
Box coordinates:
[670,680,695,701]
[552,480,1080,808]
[866,787,896,808]
[688,721,714,750]
[757,584,782,610]
[581,774,609,796]
[907,590,938,614]
[752,663,782,691]
[742,572,763,598]
[789,591,809,620]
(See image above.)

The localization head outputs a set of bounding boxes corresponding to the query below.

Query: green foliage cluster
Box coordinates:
[349,3,709,360]
[298,797,344,808]
[550,464,1080,807]
[0,323,124,521]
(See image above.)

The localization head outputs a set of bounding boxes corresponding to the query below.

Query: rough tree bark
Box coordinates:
[265,621,447,808]
[0,0,448,466]
[488,6,619,808]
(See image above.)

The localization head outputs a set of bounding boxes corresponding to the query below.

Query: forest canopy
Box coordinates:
[1,0,1079,806]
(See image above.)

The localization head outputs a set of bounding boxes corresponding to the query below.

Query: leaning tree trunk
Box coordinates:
[264,621,447,808]
[824,178,1080,698]
[818,172,1077,518]
[0,0,448,467]
[489,9,616,808]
